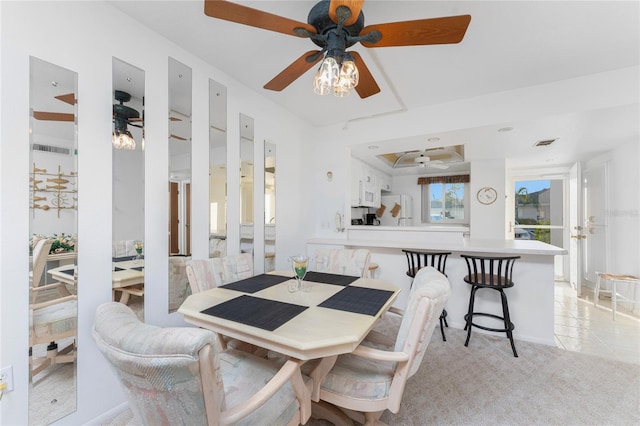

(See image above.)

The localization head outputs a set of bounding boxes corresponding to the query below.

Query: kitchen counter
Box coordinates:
[307,236,565,346]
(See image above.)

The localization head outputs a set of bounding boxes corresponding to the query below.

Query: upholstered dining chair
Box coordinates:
[314,248,371,277]
[305,266,450,425]
[186,253,257,353]
[93,302,311,426]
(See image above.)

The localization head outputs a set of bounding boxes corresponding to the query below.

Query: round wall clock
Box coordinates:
[477,187,498,205]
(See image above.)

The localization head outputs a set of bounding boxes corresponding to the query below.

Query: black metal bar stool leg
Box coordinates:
[439,309,447,341]
[500,289,518,357]
[464,286,478,347]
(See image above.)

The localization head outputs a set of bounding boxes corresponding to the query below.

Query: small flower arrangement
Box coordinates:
[30,233,76,254]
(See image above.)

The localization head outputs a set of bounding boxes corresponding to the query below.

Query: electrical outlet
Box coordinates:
[0,366,14,392]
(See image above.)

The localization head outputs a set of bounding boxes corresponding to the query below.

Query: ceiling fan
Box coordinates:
[393,147,464,169]
[203,0,471,98]
[32,93,76,122]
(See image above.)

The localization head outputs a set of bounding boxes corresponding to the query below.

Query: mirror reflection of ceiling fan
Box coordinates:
[32,93,76,122]
[203,0,471,98]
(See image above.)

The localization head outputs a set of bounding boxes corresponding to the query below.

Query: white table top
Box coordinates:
[178,271,400,360]
[47,259,144,289]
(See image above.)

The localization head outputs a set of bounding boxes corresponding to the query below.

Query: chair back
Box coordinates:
[112,240,138,258]
[186,257,225,293]
[222,253,254,282]
[402,249,451,278]
[393,266,451,378]
[31,238,53,287]
[461,254,520,287]
[186,253,254,293]
[93,302,225,425]
[314,248,371,277]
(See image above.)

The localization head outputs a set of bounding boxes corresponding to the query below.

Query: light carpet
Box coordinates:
[106,323,640,425]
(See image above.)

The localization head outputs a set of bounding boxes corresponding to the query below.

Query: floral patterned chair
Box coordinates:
[93,302,311,425]
[313,248,371,277]
[185,253,256,352]
[304,266,450,425]
[186,253,253,294]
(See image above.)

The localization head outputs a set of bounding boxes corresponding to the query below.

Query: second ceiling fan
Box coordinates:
[203,0,471,98]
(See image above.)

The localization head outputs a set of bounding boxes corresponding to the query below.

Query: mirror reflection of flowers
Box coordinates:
[30,233,77,254]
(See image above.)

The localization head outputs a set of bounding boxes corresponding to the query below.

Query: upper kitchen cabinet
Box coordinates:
[350,157,387,208]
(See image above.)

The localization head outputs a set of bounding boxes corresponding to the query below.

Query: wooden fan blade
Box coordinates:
[361,15,471,47]
[264,50,323,92]
[329,0,364,26]
[204,0,316,37]
[33,111,75,122]
[169,116,182,122]
[170,134,188,141]
[350,51,380,98]
[55,93,77,105]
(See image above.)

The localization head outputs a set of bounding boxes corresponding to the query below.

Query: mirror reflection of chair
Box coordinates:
[93,302,311,425]
[402,249,451,341]
[305,267,450,425]
[314,248,371,277]
[29,239,77,377]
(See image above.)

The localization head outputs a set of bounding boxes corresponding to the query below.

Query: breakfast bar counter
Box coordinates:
[308,234,566,346]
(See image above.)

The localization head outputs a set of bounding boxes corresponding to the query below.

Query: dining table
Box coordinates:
[178,270,400,402]
[47,256,145,304]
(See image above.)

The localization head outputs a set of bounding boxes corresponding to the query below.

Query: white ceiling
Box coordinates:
[107,0,640,173]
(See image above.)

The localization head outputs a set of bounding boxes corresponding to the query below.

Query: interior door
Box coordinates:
[569,162,584,295]
[169,181,179,254]
[582,164,608,288]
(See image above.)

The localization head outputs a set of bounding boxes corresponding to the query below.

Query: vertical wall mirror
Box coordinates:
[264,141,276,272]
[209,79,228,258]
[112,57,145,319]
[168,58,192,313]
[239,114,254,258]
[29,57,78,425]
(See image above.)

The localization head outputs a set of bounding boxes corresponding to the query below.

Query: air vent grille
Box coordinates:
[534,138,558,147]
[32,143,72,156]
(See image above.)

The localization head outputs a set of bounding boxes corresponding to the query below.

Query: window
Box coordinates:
[514,179,565,245]
[419,175,470,224]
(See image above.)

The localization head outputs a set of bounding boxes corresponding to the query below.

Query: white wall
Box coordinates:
[0,2,315,424]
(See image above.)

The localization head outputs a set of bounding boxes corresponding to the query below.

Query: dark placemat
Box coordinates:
[319,286,395,316]
[114,267,125,272]
[131,266,143,271]
[201,295,307,331]
[59,268,75,276]
[221,274,291,293]
[112,255,144,262]
[304,271,359,286]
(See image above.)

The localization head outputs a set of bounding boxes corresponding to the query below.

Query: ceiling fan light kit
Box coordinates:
[203,0,471,99]
[112,90,140,150]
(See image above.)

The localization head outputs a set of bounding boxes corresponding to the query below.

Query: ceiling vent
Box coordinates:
[534,138,558,147]
[32,143,72,156]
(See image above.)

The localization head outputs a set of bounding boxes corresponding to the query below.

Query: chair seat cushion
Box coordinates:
[464,274,513,287]
[31,300,77,340]
[302,340,396,402]
[220,349,310,425]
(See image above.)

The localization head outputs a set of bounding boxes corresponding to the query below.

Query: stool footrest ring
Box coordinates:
[464,312,514,333]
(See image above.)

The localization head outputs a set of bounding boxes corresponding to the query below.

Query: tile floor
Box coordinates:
[554,280,640,364]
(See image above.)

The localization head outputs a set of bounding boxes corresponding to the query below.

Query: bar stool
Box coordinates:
[461,254,520,357]
[402,249,451,341]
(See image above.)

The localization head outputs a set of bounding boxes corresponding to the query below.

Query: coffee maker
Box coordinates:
[365,213,379,225]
